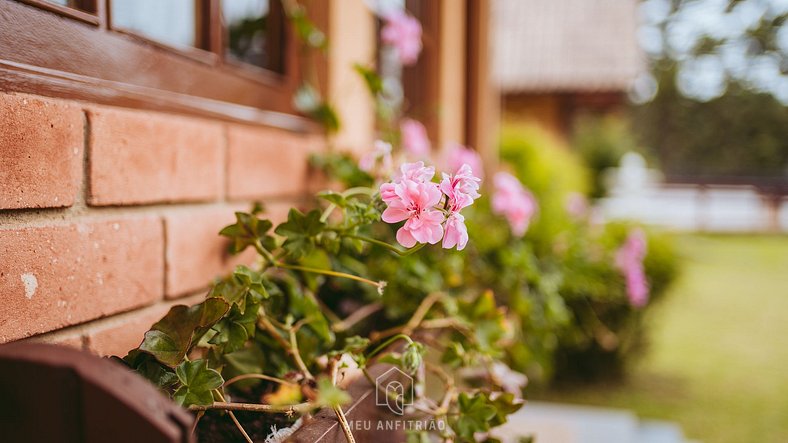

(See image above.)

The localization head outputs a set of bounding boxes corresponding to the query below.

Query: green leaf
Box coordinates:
[315,377,350,408]
[318,190,348,207]
[121,350,179,389]
[138,298,230,367]
[354,64,383,96]
[275,208,326,260]
[209,293,261,353]
[219,212,275,254]
[173,359,223,407]
[452,392,497,439]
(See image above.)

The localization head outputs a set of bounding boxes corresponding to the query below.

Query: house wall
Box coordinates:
[0,92,324,356]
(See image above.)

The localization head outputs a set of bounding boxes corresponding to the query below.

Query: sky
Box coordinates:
[637,0,788,103]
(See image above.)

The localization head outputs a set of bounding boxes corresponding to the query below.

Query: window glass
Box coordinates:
[222,0,283,73]
[43,0,95,13]
[110,0,197,49]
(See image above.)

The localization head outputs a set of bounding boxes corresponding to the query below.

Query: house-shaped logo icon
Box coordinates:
[375,367,414,415]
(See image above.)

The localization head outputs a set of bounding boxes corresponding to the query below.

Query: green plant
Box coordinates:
[117,172,524,443]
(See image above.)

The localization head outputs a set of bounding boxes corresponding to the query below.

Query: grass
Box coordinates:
[533,234,788,443]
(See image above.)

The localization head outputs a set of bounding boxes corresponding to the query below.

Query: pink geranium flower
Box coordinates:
[381,10,422,65]
[492,172,537,236]
[400,118,430,158]
[380,161,481,250]
[440,164,481,212]
[359,140,393,173]
[616,229,650,308]
[381,161,434,204]
[444,143,484,179]
[381,178,444,247]
[442,212,469,250]
[565,192,589,219]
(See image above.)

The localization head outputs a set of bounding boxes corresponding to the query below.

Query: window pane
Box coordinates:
[110,0,197,49]
[222,0,284,73]
[42,0,95,13]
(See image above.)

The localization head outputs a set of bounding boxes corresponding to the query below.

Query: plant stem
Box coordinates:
[224,373,297,388]
[254,239,277,266]
[369,292,444,341]
[277,262,383,289]
[213,390,253,443]
[346,234,426,256]
[289,326,315,381]
[189,401,315,414]
[331,360,356,443]
[333,405,356,443]
[257,305,315,381]
[332,302,383,332]
[367,333,414,360]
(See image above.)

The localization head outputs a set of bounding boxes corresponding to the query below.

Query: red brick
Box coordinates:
[0,93,83,209]
[164,204,291,298]
[164,208,256,298]
[84,303,172,357]
[226,125,324,200]
[0,218,164,342]
[87,106,223,205]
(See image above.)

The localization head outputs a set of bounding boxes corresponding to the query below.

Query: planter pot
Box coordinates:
[0,343,417,443]
[0,343,193,443]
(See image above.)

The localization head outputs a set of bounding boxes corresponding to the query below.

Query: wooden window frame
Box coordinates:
[0,0,327,132]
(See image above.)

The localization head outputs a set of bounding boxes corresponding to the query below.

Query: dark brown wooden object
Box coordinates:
[0,342,194,443]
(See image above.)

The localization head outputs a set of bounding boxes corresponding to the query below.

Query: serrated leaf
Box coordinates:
[138,298,230,367]
[219,212,275,254]
[172,359,223,407]
[453,392,497,439]
[275,208,326,260]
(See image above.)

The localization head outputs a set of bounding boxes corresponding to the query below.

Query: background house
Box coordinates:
[493,0,642,137]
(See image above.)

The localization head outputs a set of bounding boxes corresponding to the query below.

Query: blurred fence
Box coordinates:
[598,154,788,232]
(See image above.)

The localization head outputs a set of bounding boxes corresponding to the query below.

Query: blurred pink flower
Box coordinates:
[615,229,650,308]
[400,118,431,158]
[440,163,481,212]
[444,143,484,179]
[492,172,537,236]
[565,192,589,219]
[381,11,422,65]
[442,212,469,250]
[359,140,392,173]
[381,174,444,248]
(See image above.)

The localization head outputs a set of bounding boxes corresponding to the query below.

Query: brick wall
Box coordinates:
[0,92,324,357]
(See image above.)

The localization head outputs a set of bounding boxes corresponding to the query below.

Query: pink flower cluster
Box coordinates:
[444,143,484,179]
[381,10,422,66]
[492,172,537,237]
[381,162,481,250]
[615,229,650,308]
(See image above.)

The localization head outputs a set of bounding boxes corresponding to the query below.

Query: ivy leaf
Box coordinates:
[120,350,178,389]
[138,298,230,367]
[172,359,223,407]
[318,190,348,208]
[275,208,326,260]
[488,392,524,428]
[209,293,261,353]
[452,393,497,440]
[219,212,275,254]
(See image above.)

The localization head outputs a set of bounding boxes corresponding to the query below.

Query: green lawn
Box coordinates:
[535,235,788,443]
